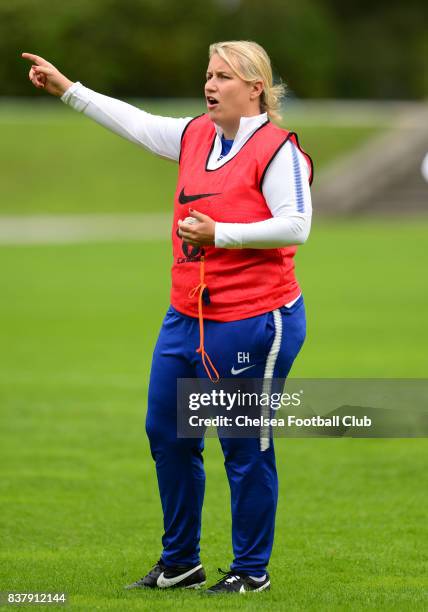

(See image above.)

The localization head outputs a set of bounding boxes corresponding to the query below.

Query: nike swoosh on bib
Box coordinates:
[231,364,256,375]
[178,188,221,204]
[156,564,203,588]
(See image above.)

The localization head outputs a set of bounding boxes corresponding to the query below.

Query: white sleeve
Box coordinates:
[61,82,193,162]
[215,140,312,248]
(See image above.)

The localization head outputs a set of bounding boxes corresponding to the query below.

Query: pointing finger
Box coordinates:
[21,52,49,66]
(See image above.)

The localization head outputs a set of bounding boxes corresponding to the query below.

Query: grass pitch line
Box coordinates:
[0,212,172,244]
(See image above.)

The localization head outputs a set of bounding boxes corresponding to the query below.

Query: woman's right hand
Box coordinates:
[21,53,74,97]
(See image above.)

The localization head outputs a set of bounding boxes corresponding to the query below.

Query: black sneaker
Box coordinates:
[125,559,206,590]
[205,568,270,594]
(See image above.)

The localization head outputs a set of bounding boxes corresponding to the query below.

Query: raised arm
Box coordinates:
[22,52,192,161]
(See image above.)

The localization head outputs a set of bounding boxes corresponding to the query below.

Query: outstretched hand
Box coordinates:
[178,209,216,246]
[21,53,73,97]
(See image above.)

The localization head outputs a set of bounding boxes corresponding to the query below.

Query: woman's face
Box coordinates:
[205,53,262,137]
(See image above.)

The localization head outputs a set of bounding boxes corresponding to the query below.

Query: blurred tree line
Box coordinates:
[1,0,427,99]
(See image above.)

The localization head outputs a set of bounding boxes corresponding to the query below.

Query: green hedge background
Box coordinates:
[2,0,427,99]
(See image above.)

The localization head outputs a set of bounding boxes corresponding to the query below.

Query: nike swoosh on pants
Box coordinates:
[231,364,256,375]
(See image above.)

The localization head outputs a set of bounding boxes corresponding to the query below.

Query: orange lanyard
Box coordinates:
[188,256,220,382]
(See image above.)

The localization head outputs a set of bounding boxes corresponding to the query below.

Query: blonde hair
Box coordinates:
[209,40,286,123]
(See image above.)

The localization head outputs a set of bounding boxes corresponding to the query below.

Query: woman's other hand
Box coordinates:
[177,209,216,246]
[21,53,74,97]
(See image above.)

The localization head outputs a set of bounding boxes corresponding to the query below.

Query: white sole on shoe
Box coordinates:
[253,579,270,592]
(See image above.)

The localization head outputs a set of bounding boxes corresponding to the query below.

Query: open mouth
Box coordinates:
[206,96,219,108]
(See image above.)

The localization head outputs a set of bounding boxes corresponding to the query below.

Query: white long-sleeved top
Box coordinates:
[61,82,312,249]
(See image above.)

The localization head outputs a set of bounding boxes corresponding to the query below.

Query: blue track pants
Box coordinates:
[145,296,306,576]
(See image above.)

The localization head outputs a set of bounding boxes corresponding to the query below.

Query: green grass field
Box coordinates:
[1,103,427,610]
[0,100,381,215]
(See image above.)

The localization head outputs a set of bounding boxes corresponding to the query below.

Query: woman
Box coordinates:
[23,40,313,595]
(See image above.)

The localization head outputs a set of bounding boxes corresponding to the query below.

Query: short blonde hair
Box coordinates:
[209,40,285,123]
